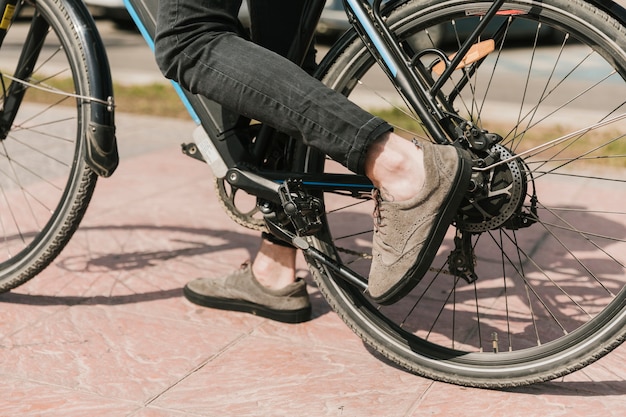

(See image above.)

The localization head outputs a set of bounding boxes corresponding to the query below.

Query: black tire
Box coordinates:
[0,1,98,292]
[305,0,626,387]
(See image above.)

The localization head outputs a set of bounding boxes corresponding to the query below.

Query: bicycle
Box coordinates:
[1,0,626,388]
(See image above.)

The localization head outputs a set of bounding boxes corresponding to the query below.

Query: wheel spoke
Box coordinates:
[312,0,626,386]
[0,4,97,291]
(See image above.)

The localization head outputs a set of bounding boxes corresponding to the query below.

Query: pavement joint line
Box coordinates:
[141,329,254,407]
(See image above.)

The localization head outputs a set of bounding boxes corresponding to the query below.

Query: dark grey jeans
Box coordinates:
[154,0,391,175]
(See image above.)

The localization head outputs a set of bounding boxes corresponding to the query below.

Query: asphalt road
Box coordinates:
[93,20,165,85]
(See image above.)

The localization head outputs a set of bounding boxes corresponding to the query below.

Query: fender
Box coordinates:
[317,0,626,80]
[65,0,119,177]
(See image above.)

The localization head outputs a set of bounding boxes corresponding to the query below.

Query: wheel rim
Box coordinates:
[313,0,626,382]
[0,5,91,283]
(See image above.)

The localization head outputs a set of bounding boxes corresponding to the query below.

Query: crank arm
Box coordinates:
[303,244,369,292]
[225,167,281,204]
[264,214,368,292]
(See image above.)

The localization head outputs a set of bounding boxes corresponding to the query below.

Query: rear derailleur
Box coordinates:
[448,230,478,284]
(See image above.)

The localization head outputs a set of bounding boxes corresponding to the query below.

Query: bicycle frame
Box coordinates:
[8,0,625,289]
[110,0,526,289]
[120,0,517,198]
[3,0,626,387]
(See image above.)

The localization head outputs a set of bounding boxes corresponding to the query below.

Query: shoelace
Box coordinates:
[372,188,383,233]
[372,138,423,234]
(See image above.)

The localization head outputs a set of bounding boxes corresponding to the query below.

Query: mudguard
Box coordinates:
[66,0,119,177]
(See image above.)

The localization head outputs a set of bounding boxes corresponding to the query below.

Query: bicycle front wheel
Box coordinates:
[306,0,626,387]
[0,1,98,292]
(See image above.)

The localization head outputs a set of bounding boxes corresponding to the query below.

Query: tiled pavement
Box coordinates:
[1,111,626,417]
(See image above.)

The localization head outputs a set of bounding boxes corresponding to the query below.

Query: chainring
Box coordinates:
[215,178,267,232]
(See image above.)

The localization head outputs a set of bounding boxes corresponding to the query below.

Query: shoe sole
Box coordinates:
[373,148,474,305]
[183,285,312,324]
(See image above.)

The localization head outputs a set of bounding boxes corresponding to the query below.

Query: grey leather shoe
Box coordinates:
[368,140,472,305]
[183,263,311,323]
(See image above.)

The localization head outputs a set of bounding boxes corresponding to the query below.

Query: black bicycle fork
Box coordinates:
[0,1,47,140]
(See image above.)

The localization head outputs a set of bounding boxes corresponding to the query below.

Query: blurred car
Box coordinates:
[315,0,351,37]
[85,0,351,37]
[85,0,130,25]
[85,1,550,46]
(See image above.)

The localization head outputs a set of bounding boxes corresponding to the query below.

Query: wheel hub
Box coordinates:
[457,144,528,233]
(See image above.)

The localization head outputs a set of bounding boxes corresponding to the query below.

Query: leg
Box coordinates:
[155,0,391,175]
[364,131,426,202]
[156,0,472,307]
[175,0,310,321]
[245,0,314,291]
[252,235,297,290]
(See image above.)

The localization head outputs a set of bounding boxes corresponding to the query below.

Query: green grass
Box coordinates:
[12,78,626,167]
[113,83,190,119]
[15,77,189,119]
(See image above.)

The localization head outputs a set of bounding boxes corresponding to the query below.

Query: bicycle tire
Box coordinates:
[305,0,626,387]
[0,0,98,292]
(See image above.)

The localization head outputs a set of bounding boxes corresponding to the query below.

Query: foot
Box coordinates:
[184,263,311,323]
[367,139,472,305]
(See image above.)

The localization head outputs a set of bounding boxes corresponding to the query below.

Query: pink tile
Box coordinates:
[0,305,243,402]
[0,377,138,417]
[128,408,191,417]
[3,111,626,416]
[150,335,432,416]
[411,379,626,417]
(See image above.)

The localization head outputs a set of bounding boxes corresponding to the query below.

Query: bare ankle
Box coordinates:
[364,133,425,201]
[252,239,297,290]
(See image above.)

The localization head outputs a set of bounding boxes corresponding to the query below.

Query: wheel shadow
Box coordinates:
[322,201,626,389]
[503,379,626,396]
[0,223,330,314]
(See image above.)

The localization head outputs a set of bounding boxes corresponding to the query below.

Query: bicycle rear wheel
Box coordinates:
[0,1,98,292]
[306,0,626,387]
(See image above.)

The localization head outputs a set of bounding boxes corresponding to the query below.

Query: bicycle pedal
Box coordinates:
[278,179,324,236]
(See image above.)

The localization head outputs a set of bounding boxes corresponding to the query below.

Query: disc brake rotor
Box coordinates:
[457,144,528,233]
